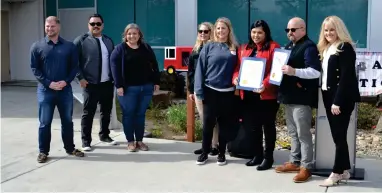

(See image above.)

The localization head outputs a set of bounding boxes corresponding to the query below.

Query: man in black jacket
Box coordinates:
[274,17,321,183]
[73,14,116,151]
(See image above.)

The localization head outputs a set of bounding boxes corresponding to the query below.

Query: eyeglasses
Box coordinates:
[285,27,303,33]
[89,22,102,27]
[198,30,210,34]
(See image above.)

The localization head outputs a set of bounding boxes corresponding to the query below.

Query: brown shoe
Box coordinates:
[127,142,137,152]
[293,167,312,183]
[67,149,85,157]
[275,162,300,173]
[37,153,48,163]
[136,142,149,151]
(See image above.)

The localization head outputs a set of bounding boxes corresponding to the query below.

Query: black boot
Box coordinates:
[245,156,263,166]
[210,146,219,156]
[194,148,203,155]
[256,159,274,171]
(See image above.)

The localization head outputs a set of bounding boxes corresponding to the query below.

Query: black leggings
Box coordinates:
[242,91,279,159]
[201,87,240,154]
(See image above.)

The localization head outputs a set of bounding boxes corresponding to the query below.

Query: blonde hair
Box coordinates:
[317,16,355,60]
[192,22,214,52]
[213,17,238,51]
[122,23,144,44]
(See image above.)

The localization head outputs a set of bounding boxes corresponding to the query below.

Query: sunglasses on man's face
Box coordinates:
[198,30,210,34]
[89,22,102,27]
[285,27,302,33]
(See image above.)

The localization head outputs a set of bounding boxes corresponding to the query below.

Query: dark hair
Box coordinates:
[89,13,104,23]
[246,20,273,51]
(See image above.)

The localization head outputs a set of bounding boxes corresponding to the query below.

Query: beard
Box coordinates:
[46,31,58,37]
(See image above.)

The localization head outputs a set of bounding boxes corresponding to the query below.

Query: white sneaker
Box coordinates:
[82,146,92,151]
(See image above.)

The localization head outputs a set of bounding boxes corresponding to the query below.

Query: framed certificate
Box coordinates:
[269,48,292,86]
[237,57,266,91]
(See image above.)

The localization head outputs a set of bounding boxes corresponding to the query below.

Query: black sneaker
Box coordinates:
[82,143,92,151]
[194,148,203,154]
[100,136,117,145]
[196,153,208,165]
[217,153,227,166]
[37,153,48,163]
[210,147,219,156]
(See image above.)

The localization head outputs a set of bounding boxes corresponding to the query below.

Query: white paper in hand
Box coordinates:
[239,59,265,89]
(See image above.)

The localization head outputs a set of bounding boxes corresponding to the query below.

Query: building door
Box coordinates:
[58,8,95,41]
[1,10,11,82]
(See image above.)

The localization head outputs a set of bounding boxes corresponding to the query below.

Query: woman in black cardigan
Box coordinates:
[317,16,361,187]
[110,23,160,152]
[187,22,219,155]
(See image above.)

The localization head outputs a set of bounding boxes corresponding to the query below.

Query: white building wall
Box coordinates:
[175,0,197,46]
[368,0,382,52]
[9,0,44,81]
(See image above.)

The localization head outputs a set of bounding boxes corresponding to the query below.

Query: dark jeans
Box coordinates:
[81,81,114,146]
[117,83,154,142]
[37,86,75,154]
[202,87,240,154]
[322,90,354,174]
[242,91,279,159]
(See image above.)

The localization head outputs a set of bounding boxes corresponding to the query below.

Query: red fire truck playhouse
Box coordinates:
[163,46,193,74]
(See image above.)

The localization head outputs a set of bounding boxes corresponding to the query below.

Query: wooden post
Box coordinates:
[186,78,195,142]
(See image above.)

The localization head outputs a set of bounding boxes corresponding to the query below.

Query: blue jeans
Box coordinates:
[37,86,75,154]
[117,83,154,142]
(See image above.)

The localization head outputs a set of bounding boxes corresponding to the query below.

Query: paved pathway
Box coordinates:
[1,86,381,192]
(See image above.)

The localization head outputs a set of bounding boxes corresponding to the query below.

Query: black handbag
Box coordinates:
[227,122,256,159]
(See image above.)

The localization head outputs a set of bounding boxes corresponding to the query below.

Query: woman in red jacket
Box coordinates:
[233,20,280,171]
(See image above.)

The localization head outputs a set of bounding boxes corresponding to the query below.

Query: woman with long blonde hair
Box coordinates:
[317,16,360,187]
[187,22,220,156]
[194,17,240,165]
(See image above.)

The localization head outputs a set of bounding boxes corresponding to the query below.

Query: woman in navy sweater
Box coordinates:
[194,17,240,166]
[110,23,160,152]
[187,22,220,156]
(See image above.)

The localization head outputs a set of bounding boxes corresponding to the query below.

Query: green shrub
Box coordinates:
[151,128,163,138]
[166,104,187,133]
[276,104,286,126]
[146,103,166,120]
[165,103,204,140]
[195,119,203,141]
[357,103,381,130]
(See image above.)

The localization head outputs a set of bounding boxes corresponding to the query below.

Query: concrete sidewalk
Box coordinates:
[1,86,382,192]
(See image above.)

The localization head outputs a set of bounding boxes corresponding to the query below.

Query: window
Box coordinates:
[136,0,175,46]
[250,0,307,47]
[307,0,368,48]
[165,47,176,59]
[97,0,134,43]
[58,0,94,8]
[197,0,249,44]
[181,51,190,66]
[45,0,57,16]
